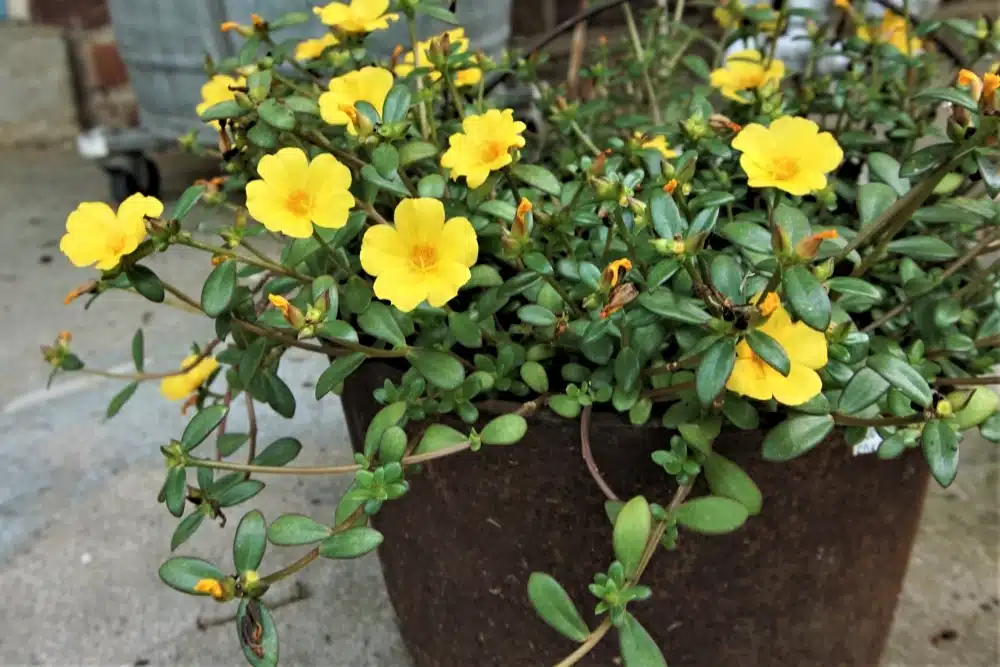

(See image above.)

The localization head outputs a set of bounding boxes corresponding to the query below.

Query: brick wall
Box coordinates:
[29,0,137,129]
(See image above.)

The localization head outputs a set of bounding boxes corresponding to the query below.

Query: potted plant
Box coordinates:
[47,0,1000,665]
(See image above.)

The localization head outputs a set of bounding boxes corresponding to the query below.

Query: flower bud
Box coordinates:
[629,198,648,228]
[591,177,619,202]
[949,388,999,429]
[269,294,306,329]
[196,576,237,602]
[650,238,672,254]
[663,179,678,194]
[234,91,254,109]
[708,113,741,134]
[64,280,98,305]
[680,182,692,197]
[795,229,838,259]
[683,115,707,140]
[219,21,254,37]
[339,104,374,137]
[813,257,835,281]
[513,198,532,238]
[976,18,989,40]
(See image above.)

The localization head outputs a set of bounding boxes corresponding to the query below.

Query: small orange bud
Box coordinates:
[220,21,240,32]
[664,179,678,194]
[709,113,742,134]
[269,293,292,316]
[796,229,839,258]
[211,255,226,266]
[599,35,608,46]
[983,73,999,108]
[58,331,72,345]
[64,281,98,305]
[251,13,265,27]
[590,151,608,176]
[513,198,533,237]
[194,578,226,600]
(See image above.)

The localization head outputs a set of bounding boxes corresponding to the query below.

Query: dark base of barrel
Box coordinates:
[343,364,929,667]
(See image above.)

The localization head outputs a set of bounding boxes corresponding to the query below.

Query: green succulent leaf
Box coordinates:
[527,572,590,643]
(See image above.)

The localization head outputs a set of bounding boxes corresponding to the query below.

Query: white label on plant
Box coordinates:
[852,428,883,456]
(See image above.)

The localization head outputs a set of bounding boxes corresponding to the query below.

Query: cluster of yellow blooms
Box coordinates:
[59,0,854,407]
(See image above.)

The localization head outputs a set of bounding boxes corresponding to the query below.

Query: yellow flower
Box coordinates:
[732,116,843,196]
[440,109,527,189]
[709,50,784,103]
[196,74,246,127]
[834,0,851,8]
[603,258,633,287]
[360,198,478,312]
[637,133,678,159]
[60,194,162,271]
[394,28,483,88]
[857,12,921,55]
[295,32,339,61]
[726,300,828,406]
[314,0,398,34]
[160,354,220,401]
[318,66,394,134]
[194,578,225,600]
[963,66,1000,109]
[245,148,355,239]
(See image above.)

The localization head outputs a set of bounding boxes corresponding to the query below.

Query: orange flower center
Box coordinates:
[771,156,800,181]
[409,244,438,271]
[480,140,508,163]
[285,189,312,217]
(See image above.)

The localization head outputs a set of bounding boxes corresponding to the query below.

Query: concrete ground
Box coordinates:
[0,148,997,666]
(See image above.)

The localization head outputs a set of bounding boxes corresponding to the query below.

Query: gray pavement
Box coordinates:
[0,148,997,665]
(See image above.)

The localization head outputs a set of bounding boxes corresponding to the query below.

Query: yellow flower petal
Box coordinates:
[372,271,426,312]
[726,357,773,401]
[360,225,407,276]
[394,197,445,246]
[440,217,478,268]
[731,122,772,156]
[308,152,352,192]
[764,363,823,406]
[160,355,219,401]
[424,261,472,307]
[319,67,394,132]
[295,33,339,61]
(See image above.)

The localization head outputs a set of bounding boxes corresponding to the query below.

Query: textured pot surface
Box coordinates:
[343,364,930,667]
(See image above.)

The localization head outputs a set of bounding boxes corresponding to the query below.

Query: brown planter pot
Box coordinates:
[343,363,930,667]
